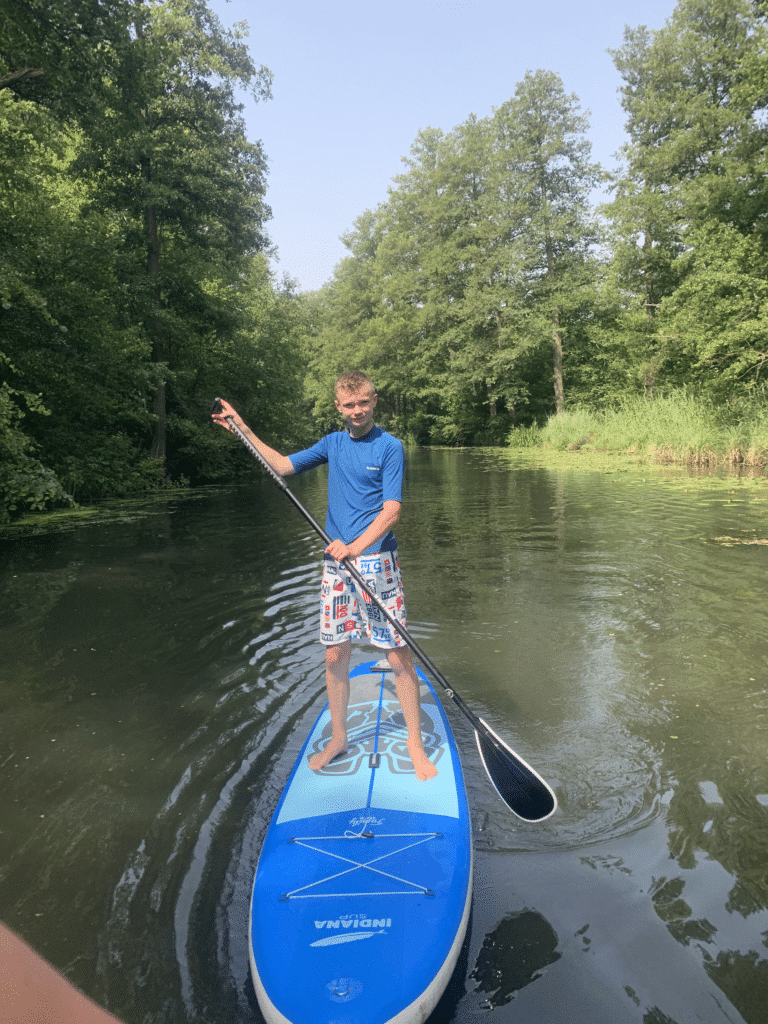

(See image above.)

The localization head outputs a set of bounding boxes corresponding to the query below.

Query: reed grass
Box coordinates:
[508,391,768,469]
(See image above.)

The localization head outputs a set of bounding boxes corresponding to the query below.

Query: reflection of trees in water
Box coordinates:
[705,951,768,1024]
[666,769,768,917]
[666,768,768,910]
[468,909,560,1008]
[650,876,717,947]
[650,768,768,1023]
[643,1009,678,1024]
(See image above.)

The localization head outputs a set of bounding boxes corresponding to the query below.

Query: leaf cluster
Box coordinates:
[309,0,768,447]
[0,1,306,522]
[308,70,607,442]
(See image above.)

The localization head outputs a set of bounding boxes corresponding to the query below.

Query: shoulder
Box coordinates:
[373,426,403,450]
[323,430,348,451]
[374,429,404,473]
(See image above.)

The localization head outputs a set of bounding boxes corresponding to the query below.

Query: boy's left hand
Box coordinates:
[325,539,354,561]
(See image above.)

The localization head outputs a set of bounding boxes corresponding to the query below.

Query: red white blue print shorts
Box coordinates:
[320,550,408,648]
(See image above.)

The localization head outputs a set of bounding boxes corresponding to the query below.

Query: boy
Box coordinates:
[212,372,437,780]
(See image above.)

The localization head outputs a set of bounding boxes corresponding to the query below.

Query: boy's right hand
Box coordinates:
[211,398,242,434]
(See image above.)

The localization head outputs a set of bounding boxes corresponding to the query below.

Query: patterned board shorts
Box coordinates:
[320,550,408,649]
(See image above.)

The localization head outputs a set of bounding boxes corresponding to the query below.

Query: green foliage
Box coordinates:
[309,71,605,444]
[605,0,768,401]
[507,424,542,449]
[0,86,158,508]
[655,223,768,392]
[517,389,768,467]
[0,0,313,519]
[4,0,768,515]
[75,0,275,465]
[0,359,73,524]
[174,257,311,483]
[0,0,133,117]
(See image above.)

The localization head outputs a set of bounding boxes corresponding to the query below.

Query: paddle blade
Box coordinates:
[475,718,557,823]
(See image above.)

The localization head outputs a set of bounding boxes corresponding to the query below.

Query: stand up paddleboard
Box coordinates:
[249,660,473,1024]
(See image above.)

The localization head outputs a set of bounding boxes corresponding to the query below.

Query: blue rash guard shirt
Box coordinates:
[288,426,404,555]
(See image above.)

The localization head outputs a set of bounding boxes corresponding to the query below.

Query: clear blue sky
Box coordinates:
[208,0,677,292]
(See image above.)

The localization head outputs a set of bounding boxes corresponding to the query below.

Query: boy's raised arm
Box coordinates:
[212,398,295,477]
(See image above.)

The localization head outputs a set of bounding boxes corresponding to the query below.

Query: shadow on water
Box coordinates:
[2,451,768,1023]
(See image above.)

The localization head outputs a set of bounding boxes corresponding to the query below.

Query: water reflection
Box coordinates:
[2,455,768,1022]
[468,909,561,1008]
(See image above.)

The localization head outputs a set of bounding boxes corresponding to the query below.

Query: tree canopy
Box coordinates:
[2,0,767,522]
[1,0,308,523]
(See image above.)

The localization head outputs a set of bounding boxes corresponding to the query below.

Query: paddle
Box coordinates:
[211,399,557,822]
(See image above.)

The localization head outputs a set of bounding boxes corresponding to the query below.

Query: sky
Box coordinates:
[207,0,678,292]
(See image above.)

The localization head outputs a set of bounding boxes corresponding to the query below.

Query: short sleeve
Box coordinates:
[380,436,404,503]
[288,436,330,475]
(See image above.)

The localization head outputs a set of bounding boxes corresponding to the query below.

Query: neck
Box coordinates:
[348,421,375,439]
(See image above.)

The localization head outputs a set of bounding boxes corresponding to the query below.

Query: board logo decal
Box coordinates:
[349,814,383,829]
[311,929,385,947]
[310,700,444,776]
[311,917,391,947]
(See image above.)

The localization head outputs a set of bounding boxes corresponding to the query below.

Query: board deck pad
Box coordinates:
[249,660,473,1024]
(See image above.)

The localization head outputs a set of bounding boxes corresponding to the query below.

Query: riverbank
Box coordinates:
[5,395,768,540]
[508,392,768,471]
[3,455,767,543]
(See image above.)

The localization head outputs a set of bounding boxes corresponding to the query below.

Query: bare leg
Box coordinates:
[309,640,352,771]
[387,647,438,781]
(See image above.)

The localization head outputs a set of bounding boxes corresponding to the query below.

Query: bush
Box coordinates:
[509,389,768,466]
[0,457,74,524]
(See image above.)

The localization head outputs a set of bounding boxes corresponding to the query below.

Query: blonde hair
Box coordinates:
[334,371,375,396]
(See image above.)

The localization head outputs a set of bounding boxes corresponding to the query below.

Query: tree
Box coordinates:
[1,1,309,519]
[82,0,274,469]
[0,83,154,513]
[0,357,73,525]
[656,223,768,394]
[179,255,311,484]
[375,120,501,441]
[491,70,603,415]
[0,0,133,115]
[606,0,768,397]
[310,71,603,440]
[305,208,391,435]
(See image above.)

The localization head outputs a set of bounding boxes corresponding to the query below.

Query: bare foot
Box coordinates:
[309,736,348,772]
[408,741,438,781]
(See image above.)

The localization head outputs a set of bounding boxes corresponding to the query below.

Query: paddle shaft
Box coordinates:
[217,410,483,730]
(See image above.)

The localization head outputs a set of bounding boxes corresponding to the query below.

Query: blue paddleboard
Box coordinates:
[249,659,473,1024]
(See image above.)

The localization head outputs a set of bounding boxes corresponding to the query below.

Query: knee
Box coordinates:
[326,642,350,668]
[386,648,412,676]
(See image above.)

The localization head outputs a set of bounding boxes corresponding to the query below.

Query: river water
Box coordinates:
[2,449,768,1024]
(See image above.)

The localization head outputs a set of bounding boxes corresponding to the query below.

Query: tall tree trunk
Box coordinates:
[552,310,565,414]
[642,228,658,396]
[143,156,166,466]
[544,222,565,415]
[486,382,497,418]
[643,229,657,322]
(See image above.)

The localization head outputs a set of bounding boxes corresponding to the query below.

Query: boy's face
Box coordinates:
[335,386,377,437]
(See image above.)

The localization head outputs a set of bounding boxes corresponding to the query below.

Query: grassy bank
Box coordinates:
[509,392,768,469]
